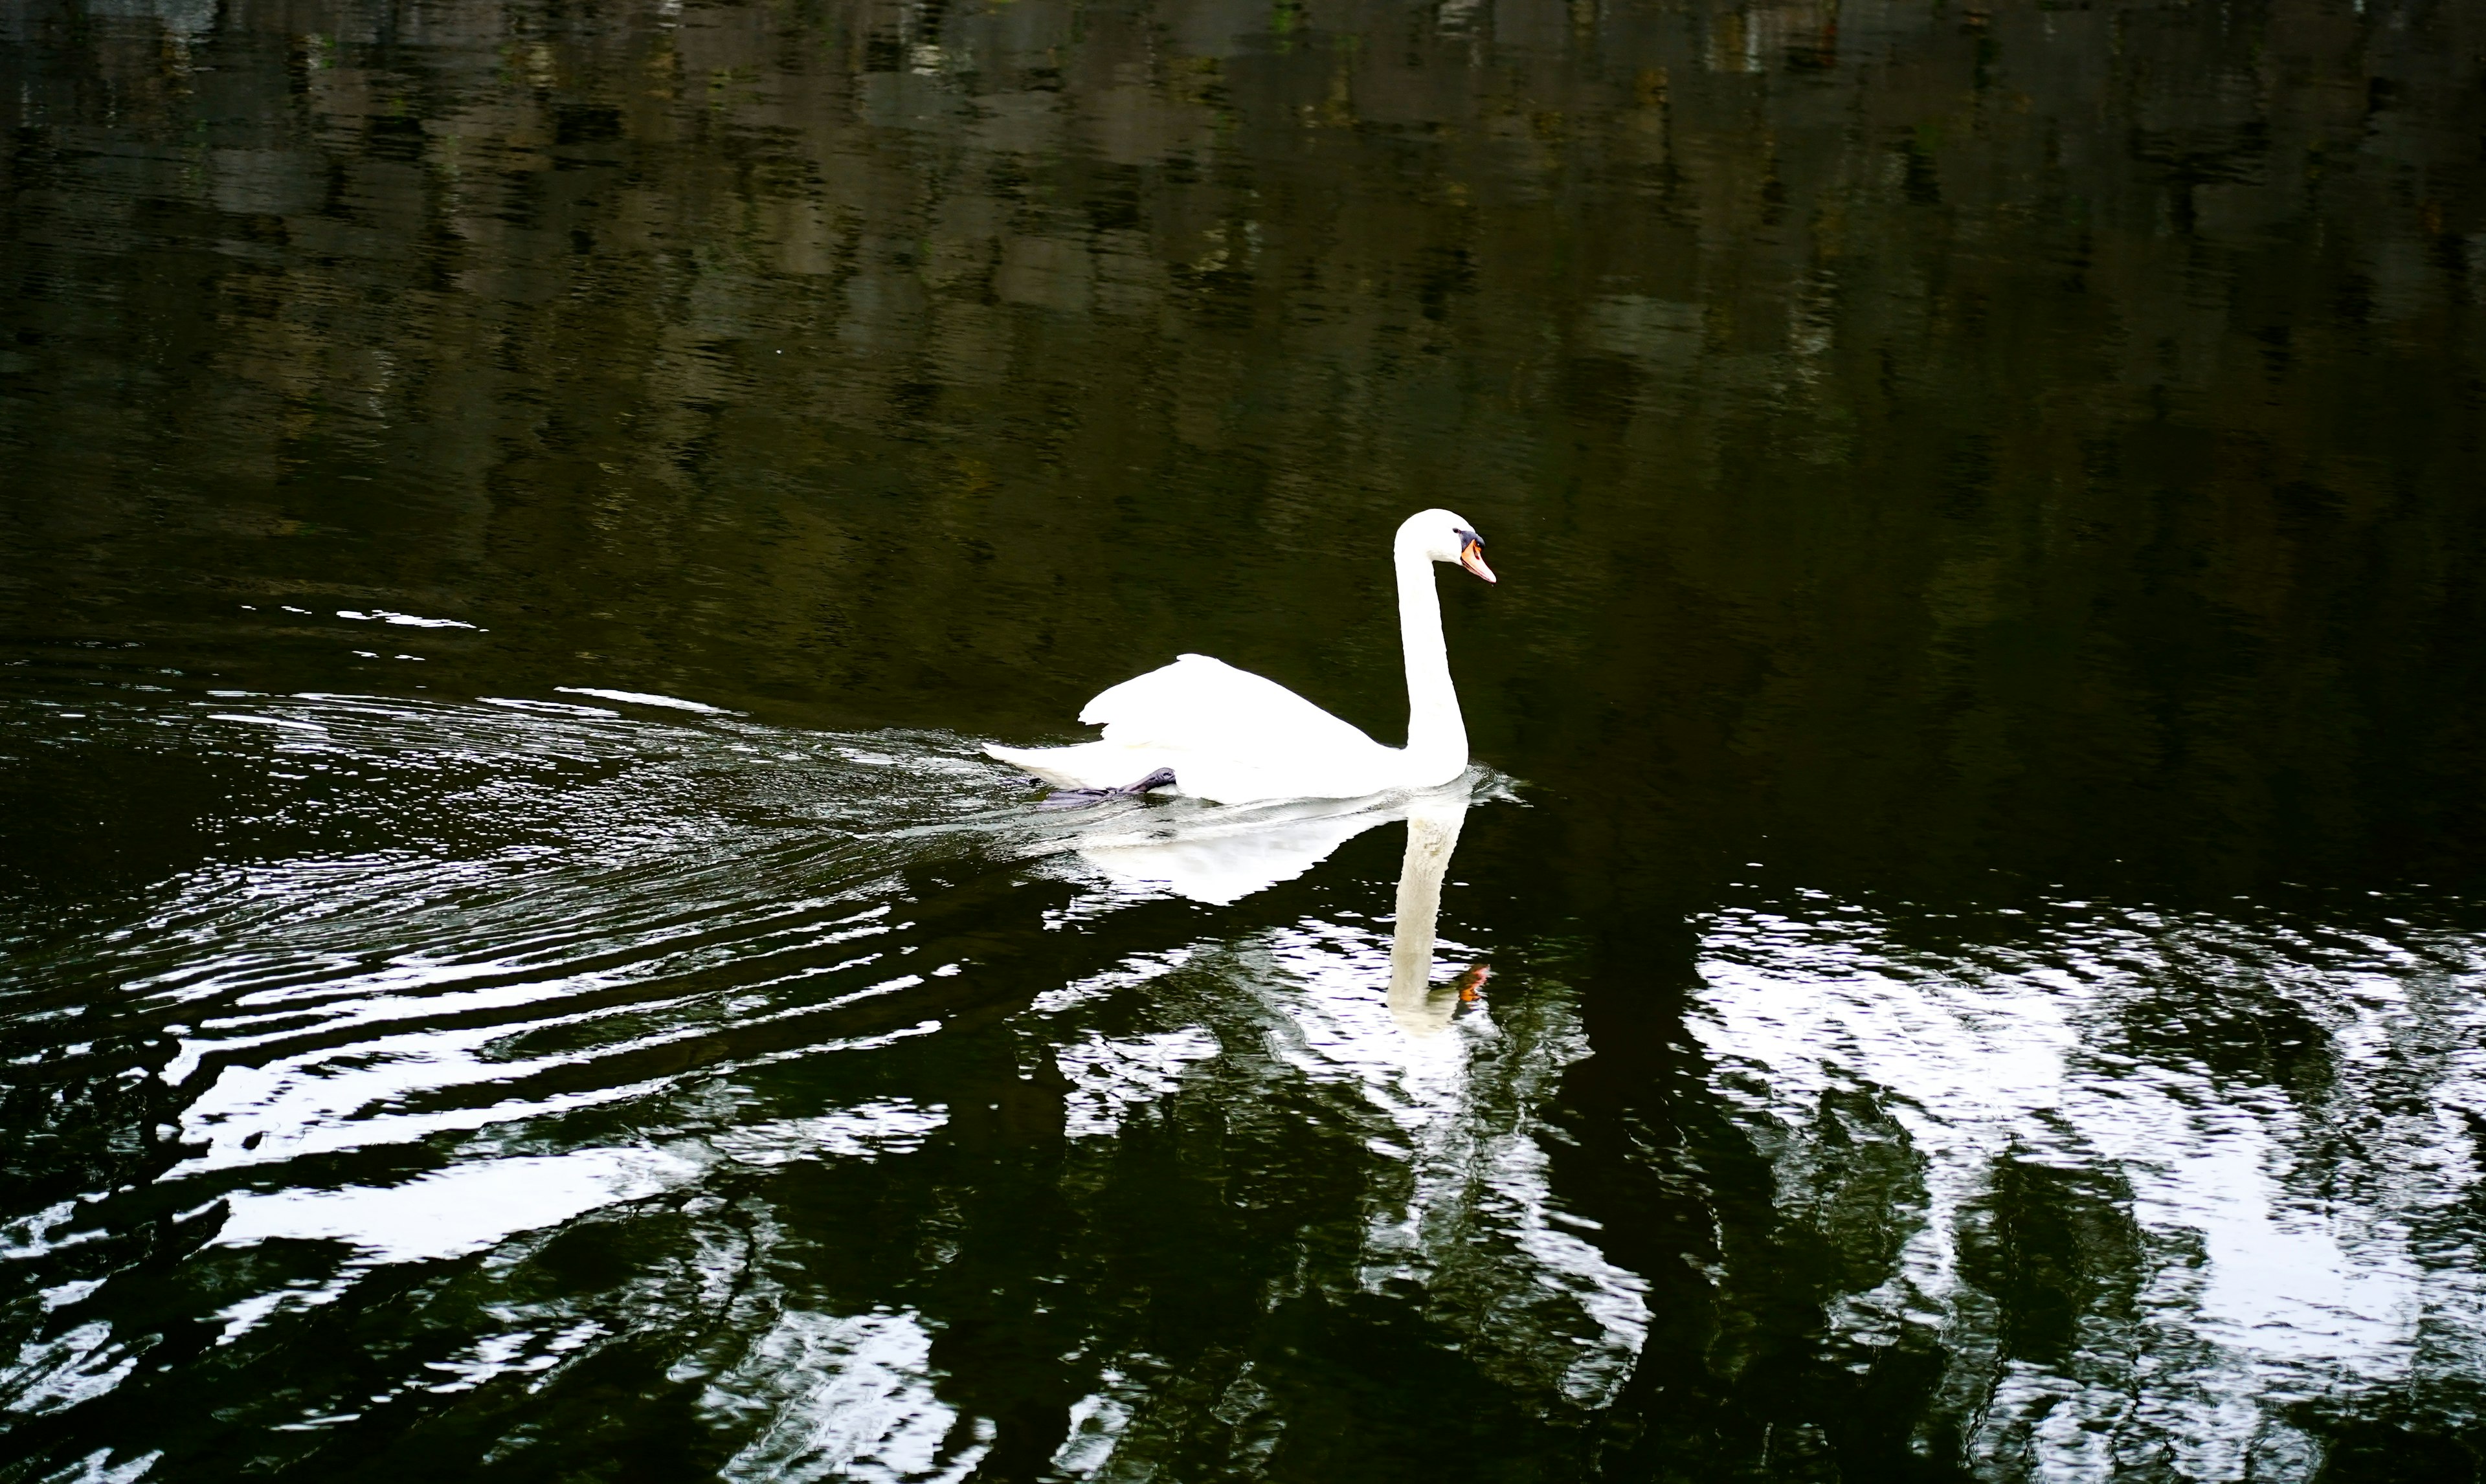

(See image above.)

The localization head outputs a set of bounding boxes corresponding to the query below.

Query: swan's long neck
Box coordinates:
[1396,543,1466,780]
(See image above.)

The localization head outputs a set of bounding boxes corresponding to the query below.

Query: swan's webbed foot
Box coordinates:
[1035,767,1178,811]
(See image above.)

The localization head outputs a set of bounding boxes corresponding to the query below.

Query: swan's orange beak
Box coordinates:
[1459,538,1497,584]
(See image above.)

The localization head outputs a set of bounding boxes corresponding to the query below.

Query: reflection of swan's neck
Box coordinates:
[1388,798,1468,1034]
[1395,546,1465,777]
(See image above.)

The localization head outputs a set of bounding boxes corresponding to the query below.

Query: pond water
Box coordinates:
[4,0,2485,1476]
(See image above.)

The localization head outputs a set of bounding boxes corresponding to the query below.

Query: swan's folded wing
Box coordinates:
[1079,654,1382,757]
[985,739,1160,790]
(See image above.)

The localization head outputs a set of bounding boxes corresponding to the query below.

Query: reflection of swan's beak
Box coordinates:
[1459,540,1497,584]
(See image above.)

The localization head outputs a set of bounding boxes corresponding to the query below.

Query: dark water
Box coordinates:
[5,0,2486,1474]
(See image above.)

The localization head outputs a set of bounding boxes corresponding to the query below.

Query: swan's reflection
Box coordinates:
[1387,792,1475,1035]
[1073,798,1402,905]
[1058,777,1481,1033]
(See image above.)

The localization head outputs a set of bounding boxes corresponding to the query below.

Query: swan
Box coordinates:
[988,509,1496,805]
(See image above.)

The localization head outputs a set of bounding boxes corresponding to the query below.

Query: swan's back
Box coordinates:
[1082,654,1378,756]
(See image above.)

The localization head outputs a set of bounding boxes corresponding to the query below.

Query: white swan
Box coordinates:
[988,509,1496,805]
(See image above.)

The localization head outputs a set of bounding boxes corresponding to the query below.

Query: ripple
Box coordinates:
[0,688,1591,1476]
[11,687,2476,1477]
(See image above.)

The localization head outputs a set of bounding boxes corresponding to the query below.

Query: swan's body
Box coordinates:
[988,509,1495,806]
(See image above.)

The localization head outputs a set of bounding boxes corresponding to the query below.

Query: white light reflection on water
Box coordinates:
[3,689,1620,1474]
[217,1149,708,1264]
[1692,898,2486,1479]
[28,689,2482,1476]
[711,1307,991,1483]
[1244,913,1647,1412]
[1032,782,1652,1467]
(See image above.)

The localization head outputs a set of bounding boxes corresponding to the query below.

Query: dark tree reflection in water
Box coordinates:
[1,0,2484,1476]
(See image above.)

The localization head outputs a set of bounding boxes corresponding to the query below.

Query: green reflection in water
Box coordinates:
[3,0,2484,1476]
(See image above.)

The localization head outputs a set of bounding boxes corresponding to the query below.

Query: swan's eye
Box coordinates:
[1457,535,1497,584]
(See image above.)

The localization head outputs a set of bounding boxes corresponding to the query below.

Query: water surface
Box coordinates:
[5,0,2486,1476]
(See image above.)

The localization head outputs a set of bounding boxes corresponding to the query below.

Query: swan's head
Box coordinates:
[1398,508,1497,584]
